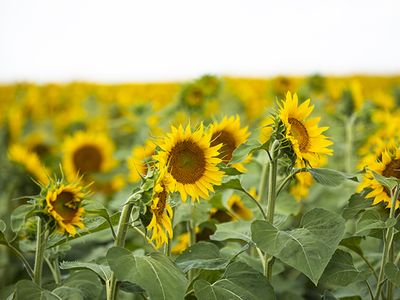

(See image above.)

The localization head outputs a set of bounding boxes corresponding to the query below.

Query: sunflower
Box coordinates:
[8,144,50,185]
[154,124,224,202]
[358,145,400,208]
[127,140,157,182]
[227,193,253,220]
[209,115,250,172]
[63,131,116,182]
[45,182,87,236]
[278,92,333,166]
[147,173,173,249]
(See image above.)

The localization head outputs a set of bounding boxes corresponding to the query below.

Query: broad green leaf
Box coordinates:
[48,212,120,248]
[320,249,369,286]
[193,262,275,300]
[230,140,262,165]
[356,209,388,234]
[84,201,116,238]
[0,219,6,244]
[0,219,5,232]
[107,247,187,300]
[11,204,35,232]
[339,236,364,256]
[62,270,103,299]
[52,287,84,300]
[252,208,345,285]
[322,290,338,300]
[60,261,112,282]
[210,220,252,243]
[175,241,229,273]
[308,168,355,186]
[14,280,58,300]
[371,171,399,192]
[384,262,400,287]
[220,167,243,176]
[342,192,372,220]
[215,178,245,193]
[173,201,210,227]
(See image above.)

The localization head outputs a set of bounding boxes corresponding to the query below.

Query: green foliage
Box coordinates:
[252,208,345,285]
[107,246,188,299]
[193,262,276,300]
[175,241,229,273]
[384,262,400,287]
[210,220,252,243]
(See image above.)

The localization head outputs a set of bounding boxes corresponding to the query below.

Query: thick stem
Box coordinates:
[258,157,269,204]
[264,140,279,278]
[187,219,196,281]
[108,196,135,300]
[33,217,48,286]
[374,186,399,300]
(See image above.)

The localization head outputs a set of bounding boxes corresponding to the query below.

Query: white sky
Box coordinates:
[0,0,399,82]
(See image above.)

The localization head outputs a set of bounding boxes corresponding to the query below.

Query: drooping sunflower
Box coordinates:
[209,115,250,172]
[8,144,50,185]
[147,172,173,249]
[278,92,333,166]
[63,131,116,182]
[45,182,88,236]
[358,145,400,208]
[154,124,224,202]
[127,140,157,183]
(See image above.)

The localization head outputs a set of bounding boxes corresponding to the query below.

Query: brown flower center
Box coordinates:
[211,130,237,164]
[168,140,206,184]
[383,159,400,179]
[288,118,309,152]
[53,191,78,221]
[153,188,168,218]
[73,145,103,174]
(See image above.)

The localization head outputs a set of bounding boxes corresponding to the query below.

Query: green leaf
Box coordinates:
[48,212,120,248]
[84,201,116,238]
[320,249,369,286]
[60,261,112,282]
[210,220,252,243]
[14,280,58,300]
[230,140,262,165]
[62,270,103,299]
[342,192,372,220]
[384,262,400,287]
[371,171,399,192]
[339,236,364,256]
[215,178,245,193]
[308,168,355,186]
[11,204,35,232]
[193,262,275,300]
[52,287,84,300]
[173,201,210,227]
[251,208,345,285]
[322,290,338,300]
[107,247,188,300]
[356,209,388,234]
[0,219,5,232]
[220,166,243,176]
[175,242,229,273]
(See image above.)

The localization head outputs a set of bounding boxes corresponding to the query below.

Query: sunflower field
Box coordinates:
[1,75,400,300]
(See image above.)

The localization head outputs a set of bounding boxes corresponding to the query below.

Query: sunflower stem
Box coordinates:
[108,195,136,300]
[258,156,269,204]
[373,185,399,300]
[187,216,196,282]
[345,113,357,173]
[33,217,48,287]
[264,140,279,279]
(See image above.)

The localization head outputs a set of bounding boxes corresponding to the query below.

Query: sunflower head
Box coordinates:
[127,140,157,183]
[154,124,224,202]
[278,92,333,167]
[227,193,253,220]
[147,171,174,249]
[358,145,400,209]
[44,178,89,236]
[63,131,116,182]
[209,115,250,172]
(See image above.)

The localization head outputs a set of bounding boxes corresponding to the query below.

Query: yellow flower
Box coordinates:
[8,144,50,185]
[147,173,174,249]
[259,115,274,144]
[63,131,116,182]
[154,124,224,202]
[358,145,400,208]
[127,140,157,182]
[227,193,253,220]
[209,115,250,172]
[45,182,87,236]
[171,232,190,254]
[278,92,333,166]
